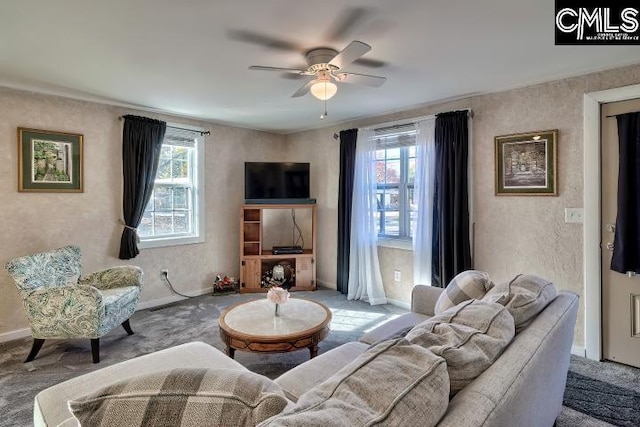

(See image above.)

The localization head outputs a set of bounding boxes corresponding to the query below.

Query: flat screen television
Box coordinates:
[244,162,313,204]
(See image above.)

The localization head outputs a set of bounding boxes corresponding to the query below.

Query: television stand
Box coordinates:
[239,204,316,293]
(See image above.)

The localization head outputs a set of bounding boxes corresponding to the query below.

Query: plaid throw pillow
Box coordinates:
[435,270,495,314]
[69,368,289,427]
[483,274,557,332]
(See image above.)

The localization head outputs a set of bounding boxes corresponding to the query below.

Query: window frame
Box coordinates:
[374,129,417,243]
[138,123,205,249]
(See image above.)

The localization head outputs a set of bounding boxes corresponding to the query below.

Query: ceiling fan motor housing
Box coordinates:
[306,48,339,69]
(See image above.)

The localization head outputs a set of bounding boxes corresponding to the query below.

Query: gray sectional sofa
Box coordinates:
[34,285,579,426]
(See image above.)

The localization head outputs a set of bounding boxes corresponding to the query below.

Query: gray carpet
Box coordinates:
[0,289,638,427]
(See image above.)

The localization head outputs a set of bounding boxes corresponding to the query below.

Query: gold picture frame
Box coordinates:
[495,129,557,196]
[18,127,84,192]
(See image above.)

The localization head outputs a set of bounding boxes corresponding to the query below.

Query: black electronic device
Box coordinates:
[245,162,313,204]
[272,245,304,255]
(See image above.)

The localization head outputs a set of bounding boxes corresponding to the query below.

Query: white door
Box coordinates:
[601,99,640,368]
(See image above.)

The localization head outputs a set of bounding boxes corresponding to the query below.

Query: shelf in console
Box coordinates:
[260,249,313,258]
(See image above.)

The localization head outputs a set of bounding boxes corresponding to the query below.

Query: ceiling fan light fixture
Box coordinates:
[310,80,337,100]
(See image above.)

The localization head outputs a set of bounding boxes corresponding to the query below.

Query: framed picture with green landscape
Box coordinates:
[18,127,83,192]
[494,129,557,196]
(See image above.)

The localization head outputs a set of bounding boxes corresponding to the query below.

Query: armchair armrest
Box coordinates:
[23,285,104,338]
[411,285,444,316]
[79,266,143,290]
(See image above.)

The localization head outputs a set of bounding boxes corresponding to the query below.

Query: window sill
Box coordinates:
[139,235,204,249]
[377,238,413,251]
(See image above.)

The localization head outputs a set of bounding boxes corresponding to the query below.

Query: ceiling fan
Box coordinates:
[247,40,387,101]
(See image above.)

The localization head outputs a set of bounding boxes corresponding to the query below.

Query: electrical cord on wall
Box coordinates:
[161,272,195,298]
[291,209,304,248]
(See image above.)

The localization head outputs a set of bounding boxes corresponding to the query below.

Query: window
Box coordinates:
[374,126,417,240]
[138,125,204,248]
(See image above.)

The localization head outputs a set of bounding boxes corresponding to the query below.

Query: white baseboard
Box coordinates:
[386,297,411,310]
[137,288,211,310]
[0,327,31,344]
[571,345,586,357]
[0,289,212,344]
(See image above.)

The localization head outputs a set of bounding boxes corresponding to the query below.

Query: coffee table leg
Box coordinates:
[227,346,235,359]
[309,344,318,359]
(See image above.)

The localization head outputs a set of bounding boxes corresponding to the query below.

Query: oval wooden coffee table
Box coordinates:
[218,298,331,359]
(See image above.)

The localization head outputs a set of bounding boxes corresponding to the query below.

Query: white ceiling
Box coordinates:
[1,1,639,133]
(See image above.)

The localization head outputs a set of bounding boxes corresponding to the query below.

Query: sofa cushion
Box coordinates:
[359,312,430,345]
[68,368,289,427]
[260,339,449,427]
[406,299,515,393]
[483,274,557,332]
[435,270,494,314]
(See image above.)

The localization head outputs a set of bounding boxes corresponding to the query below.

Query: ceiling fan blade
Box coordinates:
[292,80,315,98]
[325,7,372,42]
[328,41,372,70]
[337,72,386,87]
[228,30,301,52]
[249,66,306,74]
[353,57,387,69]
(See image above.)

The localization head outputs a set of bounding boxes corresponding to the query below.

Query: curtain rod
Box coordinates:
[606,110,640,118]
[332,108,473,140]
[117,116,210,136]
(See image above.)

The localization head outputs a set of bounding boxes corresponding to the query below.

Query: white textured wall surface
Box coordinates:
[285,63,640,348]
[0,86,285,337]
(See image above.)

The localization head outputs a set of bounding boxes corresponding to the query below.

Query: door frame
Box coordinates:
[583,83,640,360]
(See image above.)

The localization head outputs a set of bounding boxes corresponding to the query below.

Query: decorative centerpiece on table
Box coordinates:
[267,286,290,317]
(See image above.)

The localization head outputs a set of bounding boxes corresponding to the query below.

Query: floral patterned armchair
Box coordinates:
[4,245,143,363]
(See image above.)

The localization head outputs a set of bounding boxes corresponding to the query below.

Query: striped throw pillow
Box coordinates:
[434,270,495,314]
[68,368,289,427]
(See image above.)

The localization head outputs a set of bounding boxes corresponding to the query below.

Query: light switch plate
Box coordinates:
[394,270,401,282]
[565,208,584,224]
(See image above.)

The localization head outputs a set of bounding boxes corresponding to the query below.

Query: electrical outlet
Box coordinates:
[161,269,169,278]
[394,270,401,282]
[564,208,584,224]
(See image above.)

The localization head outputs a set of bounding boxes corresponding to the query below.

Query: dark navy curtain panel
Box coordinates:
[119,115,166,260]
[337,129,358,294]
[431,111,472,288]
[611,112,640,274]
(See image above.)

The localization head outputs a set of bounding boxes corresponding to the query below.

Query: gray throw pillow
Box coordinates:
[434,270,495,314]
[69,368,289,427]
[483,274,557,332]
[406,299,515,393]
[260,338,450,427]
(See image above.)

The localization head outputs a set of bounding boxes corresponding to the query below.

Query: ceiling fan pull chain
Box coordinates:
[321,98,328,119]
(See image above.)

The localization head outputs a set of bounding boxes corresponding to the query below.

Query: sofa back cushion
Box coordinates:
[69,368,289,427]
[406,299,515,393]
[259,339,449,426]
[435,270,494,314]
[483,274,557,332]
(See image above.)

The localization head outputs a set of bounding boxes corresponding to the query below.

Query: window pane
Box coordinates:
[376,149,385,160]
[408,146,416,157]
[376,161,386,184]
[154,186,172,210]
[384,211,400,236]
[408,158,416,184]
[174,147,188,160]
[157,159,172,180]
[386,148,400,159]
[173,211,189,233]
[173,187,189,209]
[139,211,152,236]
[385,160,400,184]
[152,213,173,235]
[172,159,188,179]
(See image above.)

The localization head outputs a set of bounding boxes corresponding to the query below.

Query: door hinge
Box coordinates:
[241,260,245,266]
[241,282,245,288]
[311,258,315,264]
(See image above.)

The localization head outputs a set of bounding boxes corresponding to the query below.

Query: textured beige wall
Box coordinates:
[285,63,640,348]
[0,86,286,338]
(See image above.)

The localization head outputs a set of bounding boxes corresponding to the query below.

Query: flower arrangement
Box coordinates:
[267,286,290,316]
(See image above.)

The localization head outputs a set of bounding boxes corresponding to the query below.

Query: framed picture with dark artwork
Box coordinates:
[494,129,558,196]
[18,127,83,192]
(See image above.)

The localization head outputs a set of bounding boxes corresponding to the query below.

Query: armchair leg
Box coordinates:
[122,319,134,336]
[91,339,100,364]
[25,338,45,363]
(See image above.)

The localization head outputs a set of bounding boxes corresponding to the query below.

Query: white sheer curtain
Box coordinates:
[413,118,436,285]
[348,128,387,305]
